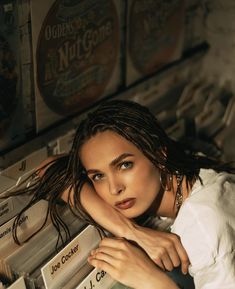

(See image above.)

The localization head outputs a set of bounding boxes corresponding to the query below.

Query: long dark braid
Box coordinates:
[3,156,73,248]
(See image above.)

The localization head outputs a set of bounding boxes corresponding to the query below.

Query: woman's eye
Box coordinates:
[120,161,133,170]
[92,174,103,181]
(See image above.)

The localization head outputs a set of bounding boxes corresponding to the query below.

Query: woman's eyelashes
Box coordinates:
[119,161,133,170]
[90,161,134,182]
[91,173,104,181]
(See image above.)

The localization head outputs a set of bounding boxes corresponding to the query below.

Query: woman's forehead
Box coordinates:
[81,131,138,153]
[79,131,142,167]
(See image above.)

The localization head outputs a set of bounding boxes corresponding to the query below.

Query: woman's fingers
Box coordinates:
[88,238,127,267]
[166,245,181,268]
[89,249,117,266]
[88,238,182,289]
[174,244,190,274]
[88,238,158,288]
[88,255,116,276]
[154,251,175,271]
[153,234,189,273]
[132,226,189,274]
[88,239,129,283]
[90,245,124,261]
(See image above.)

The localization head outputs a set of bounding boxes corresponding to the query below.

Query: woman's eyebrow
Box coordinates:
[86,153,134,175]
[86,169,100,175]
[110,153,134,167]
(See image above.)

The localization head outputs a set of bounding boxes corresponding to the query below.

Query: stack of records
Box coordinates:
[0,199,86,288]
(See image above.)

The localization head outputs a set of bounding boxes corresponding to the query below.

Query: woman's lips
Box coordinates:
[115,198,136,210]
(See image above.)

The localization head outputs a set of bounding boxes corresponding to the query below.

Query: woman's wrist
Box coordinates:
[109,212,139,239]
[125,222,146,244]
[135,266,179,289]
[120,219,143,242]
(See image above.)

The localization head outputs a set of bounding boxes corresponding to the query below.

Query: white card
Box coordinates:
[41,225,100,289]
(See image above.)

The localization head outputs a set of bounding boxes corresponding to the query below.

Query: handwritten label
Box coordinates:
[50,242,80,278]
[1,147,47,181]
[41,225,100,289]
[0,200,48,252]
[0,215,28,240]
[75,268,114,289]
[0,198,13,219]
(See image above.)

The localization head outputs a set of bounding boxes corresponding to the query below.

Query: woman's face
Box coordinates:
[80,130,161,218]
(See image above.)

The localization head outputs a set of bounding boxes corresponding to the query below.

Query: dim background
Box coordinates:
[0,0,235,169]
[0,1,235,289]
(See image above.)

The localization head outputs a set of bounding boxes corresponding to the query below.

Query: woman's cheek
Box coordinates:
[93,184,110,203]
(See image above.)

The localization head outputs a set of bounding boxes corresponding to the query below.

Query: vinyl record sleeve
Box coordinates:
[0,200,49,255]
[126,0,185,85]
[0,0,34,153]
[0,147,47,185]
[0,195,31,226]
[0,200,49,283]
[2,205,86,284]
[5,217,85,278]
[61,262,93,289]
[31,0,122,132]
[7,276,26,289]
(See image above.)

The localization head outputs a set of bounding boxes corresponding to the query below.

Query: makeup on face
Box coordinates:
[80,130,161,218]
[115,198,136,210]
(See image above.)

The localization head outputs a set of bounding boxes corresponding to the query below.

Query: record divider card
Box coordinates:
[7,276,27,289]
[41,225,101,289]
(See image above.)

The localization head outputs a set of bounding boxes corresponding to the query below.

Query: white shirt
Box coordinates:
[171,169,235,289]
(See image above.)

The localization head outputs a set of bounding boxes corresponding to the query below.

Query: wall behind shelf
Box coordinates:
[200,0,235,161]
[1,0,235,168]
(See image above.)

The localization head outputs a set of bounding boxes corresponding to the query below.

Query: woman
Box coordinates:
[11,99,235,289]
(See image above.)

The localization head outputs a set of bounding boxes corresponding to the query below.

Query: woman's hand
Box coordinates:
[130,225,189,274]
[88,237,179,289]
[36,156,189,274]
[81,188,189,274]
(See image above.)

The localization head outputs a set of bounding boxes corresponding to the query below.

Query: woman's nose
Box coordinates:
[108,178,125,195]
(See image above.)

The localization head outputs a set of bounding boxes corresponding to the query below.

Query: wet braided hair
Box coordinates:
[5,99,235,248]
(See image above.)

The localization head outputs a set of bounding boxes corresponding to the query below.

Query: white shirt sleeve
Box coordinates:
[171,201,235,289]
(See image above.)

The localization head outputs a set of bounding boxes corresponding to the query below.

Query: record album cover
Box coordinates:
[126,0,185,85]
[31,0,122,131]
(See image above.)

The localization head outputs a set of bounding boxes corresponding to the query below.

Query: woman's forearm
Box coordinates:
[79,183,138,239]
[39,155,141,241]
[38,155,189,273]
[78,183,189,274]
[37,155,138,240]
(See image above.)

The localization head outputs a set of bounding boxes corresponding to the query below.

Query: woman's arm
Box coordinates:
[37,156,189,273]
[62,181,189,273]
